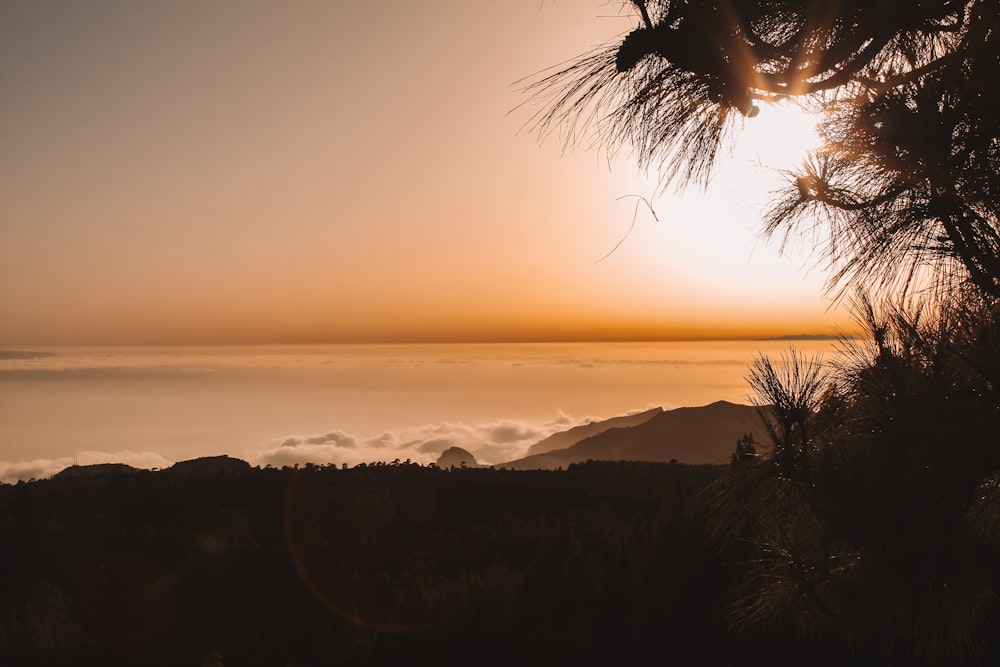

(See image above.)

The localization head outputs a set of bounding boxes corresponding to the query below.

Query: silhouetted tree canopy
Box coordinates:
[528,5,1000,662]
[528,0,1000,298]
[698,289,1000,664]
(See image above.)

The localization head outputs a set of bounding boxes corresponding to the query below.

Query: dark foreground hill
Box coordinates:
[504,401,763,469]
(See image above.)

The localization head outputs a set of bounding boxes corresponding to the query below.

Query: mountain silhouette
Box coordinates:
[0,350,56,360]
[166,455,252,480]
[503,401,763,469]
[53,462,138,479]
[436,446,481,469]
[526,407,663,456]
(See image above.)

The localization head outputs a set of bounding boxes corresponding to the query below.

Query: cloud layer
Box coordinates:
[0,408,658,483]
[252,413,587,470]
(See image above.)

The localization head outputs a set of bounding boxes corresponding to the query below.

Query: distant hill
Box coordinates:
[436,447,481,469]
[758,334,842,341]
[167,455,252,480]
[53,462,138,479]
[0,350,56,360]
[526,407,663,456]
[503,401,764,469]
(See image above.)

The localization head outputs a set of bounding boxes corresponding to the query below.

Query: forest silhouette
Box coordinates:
[5,1,1000,665]
[0,461,748,666]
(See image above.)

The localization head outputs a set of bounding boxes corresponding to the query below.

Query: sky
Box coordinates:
[0,0,852,346]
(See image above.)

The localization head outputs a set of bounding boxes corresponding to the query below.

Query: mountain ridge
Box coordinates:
[526,406,663,456]
[503,401,763,469]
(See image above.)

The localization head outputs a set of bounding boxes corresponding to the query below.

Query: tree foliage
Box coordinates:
[529,4,1000,662]
[527,0,1000,298]
[701,290,1000,664]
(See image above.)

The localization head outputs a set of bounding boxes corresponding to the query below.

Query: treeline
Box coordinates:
[5,456,999,666]
[0,460,848,667]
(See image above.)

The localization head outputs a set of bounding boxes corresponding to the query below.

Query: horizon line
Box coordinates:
[1,333,855,349]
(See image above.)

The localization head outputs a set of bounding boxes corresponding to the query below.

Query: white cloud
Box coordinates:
[283,430,359,449]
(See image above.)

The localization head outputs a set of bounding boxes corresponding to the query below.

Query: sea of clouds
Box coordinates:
[252,412,586,470]
[0,411,604,483]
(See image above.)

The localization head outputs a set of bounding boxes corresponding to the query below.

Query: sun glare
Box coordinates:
[598,96,835,326]
[736,100,823,173]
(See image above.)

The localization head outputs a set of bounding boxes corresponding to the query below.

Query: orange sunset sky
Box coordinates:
[0,1,852,346]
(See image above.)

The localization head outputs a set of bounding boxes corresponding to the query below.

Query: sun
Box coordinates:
[735,100,823,173]
[599,95,832,312]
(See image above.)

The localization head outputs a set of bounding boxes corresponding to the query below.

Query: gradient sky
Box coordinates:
[0,0,851,346]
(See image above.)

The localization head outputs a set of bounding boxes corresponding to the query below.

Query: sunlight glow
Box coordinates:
[736,100,822,173]
[597,98,839,336]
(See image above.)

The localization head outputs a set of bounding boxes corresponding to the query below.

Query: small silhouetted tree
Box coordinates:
[746,349,825,476]
[730,434,757,465]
